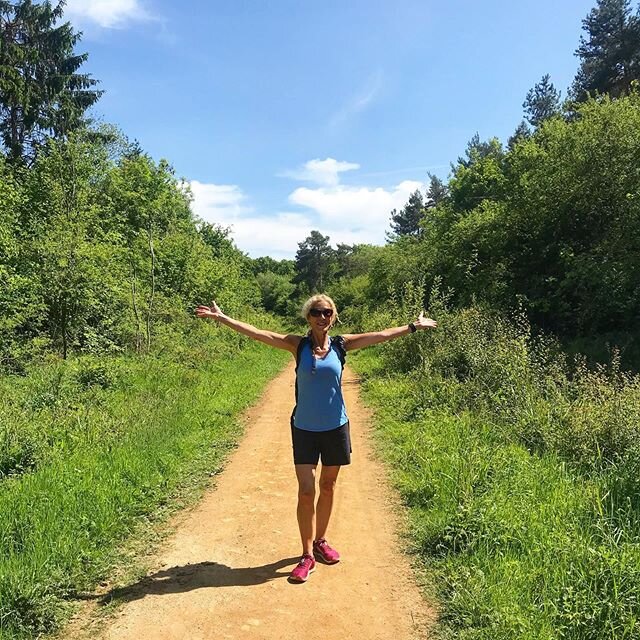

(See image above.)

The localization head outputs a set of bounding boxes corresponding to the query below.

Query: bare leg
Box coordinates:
[315,465,340,541]
[295,464,316,555]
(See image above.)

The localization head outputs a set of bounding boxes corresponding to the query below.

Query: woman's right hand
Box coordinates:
[195,300,225,320]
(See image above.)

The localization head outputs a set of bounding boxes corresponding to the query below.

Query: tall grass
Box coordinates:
[352,284,640,639]
[0,318,290,639]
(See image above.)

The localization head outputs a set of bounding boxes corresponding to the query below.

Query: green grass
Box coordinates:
[0,333,289,639]
[351,347,640,640]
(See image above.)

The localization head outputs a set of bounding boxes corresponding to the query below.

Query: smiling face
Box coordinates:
[301,294,338,332]
[307,306,334,331]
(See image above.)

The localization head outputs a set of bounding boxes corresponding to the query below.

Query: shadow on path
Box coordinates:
[76,557,299,606]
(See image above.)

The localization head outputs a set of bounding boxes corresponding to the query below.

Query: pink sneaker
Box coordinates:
[289,554,316,582]
[313,538,340,564]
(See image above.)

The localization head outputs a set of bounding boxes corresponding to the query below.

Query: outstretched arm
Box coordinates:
[342,311,437,352]
[195,301,300,354]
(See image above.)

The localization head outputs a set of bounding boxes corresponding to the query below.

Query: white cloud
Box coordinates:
[290,180,423,231]
[189,180,314,257]
[224,213,315,259]
[281,158,360,186]
[64,0,152,28]
[189,174,424,259]
[189,181,250,220]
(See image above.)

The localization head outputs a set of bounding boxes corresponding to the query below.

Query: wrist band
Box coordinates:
[408,322,417,333]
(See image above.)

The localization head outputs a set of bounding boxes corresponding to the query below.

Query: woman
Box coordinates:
[195,294,437,582]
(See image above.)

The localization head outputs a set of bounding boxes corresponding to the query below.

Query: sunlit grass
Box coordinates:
[352,327,640,639]
[0,336,289,639]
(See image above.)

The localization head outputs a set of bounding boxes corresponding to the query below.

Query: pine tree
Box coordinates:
[508,120,531,150]
[523,74,562,127]
[456,133,502,169]
[571,0,640,101]
[294,230,335,292]
[425,173,448,207]
[388,189,425,239]
[0,0,102,162]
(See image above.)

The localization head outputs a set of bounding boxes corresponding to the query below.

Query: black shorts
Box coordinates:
[291,421,352,466]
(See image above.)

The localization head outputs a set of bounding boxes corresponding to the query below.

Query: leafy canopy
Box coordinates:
[0,0,102,163]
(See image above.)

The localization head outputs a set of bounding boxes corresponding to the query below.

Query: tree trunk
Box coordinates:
[145,221,156,351]
[61,300,68,359]
[130,258,142,353]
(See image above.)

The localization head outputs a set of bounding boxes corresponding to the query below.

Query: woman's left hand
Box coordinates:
[414,310,437,330]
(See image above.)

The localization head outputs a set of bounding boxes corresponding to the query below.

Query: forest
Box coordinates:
[1,0,640,638]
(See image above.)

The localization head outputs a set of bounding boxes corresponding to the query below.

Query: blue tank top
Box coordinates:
[293,341,348,432]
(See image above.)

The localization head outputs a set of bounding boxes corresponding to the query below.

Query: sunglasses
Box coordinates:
[309,308,333,318]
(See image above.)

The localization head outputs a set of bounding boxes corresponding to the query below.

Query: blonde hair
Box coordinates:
[300,294,339,327]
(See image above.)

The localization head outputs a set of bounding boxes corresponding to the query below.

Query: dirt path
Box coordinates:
[68,362,433,640]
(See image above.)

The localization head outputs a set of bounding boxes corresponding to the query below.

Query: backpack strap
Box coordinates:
[293,335,311,414]
[295,335,311,371]
[330,335,346,368]
[295,334,346,368]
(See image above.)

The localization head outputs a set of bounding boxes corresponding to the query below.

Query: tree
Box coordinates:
[425,173,448,207]
[199,222,238,259]
[449,136,506,212]
[255,271,295,314]
[0,0,102,162]
[523,74,562,127]
[507,94,640,334]
[106,152,196,351]
[456,133,499,168]
[507,120,531,150]
[21,133,130,358]
[571,0,640,101]
[0,154,42,369]
[388,189,425,239]
[294,230,335,292]
[334,243,354,277]
[250,255,295,277]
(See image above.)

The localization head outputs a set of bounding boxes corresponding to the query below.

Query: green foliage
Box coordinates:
[249,255,297,314]
[198,222,238,259]
[0,0,101,163]
[571,0,640,101]
[505,94,640,334]
[0,335,289,639]
[373,93,640,340]
[255,271,295,314]
[507,120,531,150]
[294,229,335,293]
[370,285,640,469]
[0,129,261,370]
[326,274,370,326]
[361,238,423,306]
[322,244,385,320]
[250,254,295,277]
[388,189,425,238]
[523,74,562,128]
[0,156,41,369]
[352,287,640,639]
[426,172,448,207]
[450,136,506,213]
[20,133,129,357]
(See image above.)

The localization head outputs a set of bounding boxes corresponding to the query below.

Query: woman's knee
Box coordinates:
[298,482,316,502]
[319,477,337,495]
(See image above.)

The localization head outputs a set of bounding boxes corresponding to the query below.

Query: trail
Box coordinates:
[67,362,433,640]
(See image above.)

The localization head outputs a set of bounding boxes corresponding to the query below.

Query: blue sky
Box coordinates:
[66,0,595,258]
